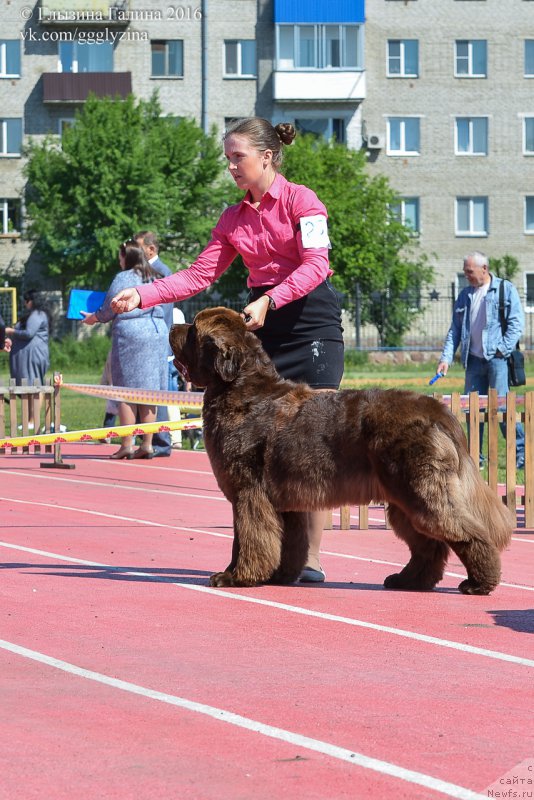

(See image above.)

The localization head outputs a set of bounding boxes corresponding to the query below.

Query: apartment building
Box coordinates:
[364,0,534,309]
[1,0,533,316]
[0,0,365,283]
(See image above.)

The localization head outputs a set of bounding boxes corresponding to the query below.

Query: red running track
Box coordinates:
[0,444,533,800]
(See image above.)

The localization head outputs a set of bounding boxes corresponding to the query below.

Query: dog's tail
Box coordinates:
[453,438,513,551]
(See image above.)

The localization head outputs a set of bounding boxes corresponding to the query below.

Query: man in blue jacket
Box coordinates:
[437,251,525,469]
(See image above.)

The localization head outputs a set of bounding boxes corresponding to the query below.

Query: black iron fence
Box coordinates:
[4,281,533,352]
[178,281,534,352]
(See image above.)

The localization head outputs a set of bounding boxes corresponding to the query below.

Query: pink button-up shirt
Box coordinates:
[137,173,332,310]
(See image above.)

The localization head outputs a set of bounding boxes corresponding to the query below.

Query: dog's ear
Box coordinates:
[214,345,244,382]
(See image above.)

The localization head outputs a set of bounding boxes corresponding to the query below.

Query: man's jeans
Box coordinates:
[465,354,525,467]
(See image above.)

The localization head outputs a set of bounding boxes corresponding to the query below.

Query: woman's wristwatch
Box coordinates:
[267,296,276,310]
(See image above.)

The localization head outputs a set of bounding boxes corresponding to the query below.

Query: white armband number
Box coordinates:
[300,215,331,249]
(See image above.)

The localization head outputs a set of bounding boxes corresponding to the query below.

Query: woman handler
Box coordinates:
[111,117,344,582]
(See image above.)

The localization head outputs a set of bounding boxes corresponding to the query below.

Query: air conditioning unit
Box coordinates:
[366,133,385,150]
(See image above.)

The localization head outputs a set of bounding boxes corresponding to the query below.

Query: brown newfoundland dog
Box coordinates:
[170,307,513,594]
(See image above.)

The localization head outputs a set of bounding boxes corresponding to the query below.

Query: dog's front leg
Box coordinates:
[210,490,283,587]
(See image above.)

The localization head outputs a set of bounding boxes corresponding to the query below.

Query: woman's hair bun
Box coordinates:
[274,123,297,146]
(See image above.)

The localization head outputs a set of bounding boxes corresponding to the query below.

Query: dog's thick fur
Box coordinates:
[170,307,513,595]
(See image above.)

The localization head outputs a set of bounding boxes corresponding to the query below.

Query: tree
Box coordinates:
[23,94,230,293]
[281,135,434,347]
[489,254,520,281]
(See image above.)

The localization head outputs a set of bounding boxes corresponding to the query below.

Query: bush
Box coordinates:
[49,334,111,371]
[344,349,369,368]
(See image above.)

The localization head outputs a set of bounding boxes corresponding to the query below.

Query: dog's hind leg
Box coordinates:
[384,504,450,591]
[210,489,283,588]
[448,539,502,595]
[269,512,309,585]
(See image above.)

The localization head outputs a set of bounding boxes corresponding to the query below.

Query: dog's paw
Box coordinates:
[268,569,300,586]
[383,572,436,591]
[383,572,406,590]
[209,570,235,587]
[458,579,492,596]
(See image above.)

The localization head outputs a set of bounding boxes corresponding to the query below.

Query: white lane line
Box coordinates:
[0,636,487,800]
[321,550,534,593]
[0,470,226,502]
[4,471,532,542]
[1,497,532,592]
[0,497,232,539]
[0,540,532,669]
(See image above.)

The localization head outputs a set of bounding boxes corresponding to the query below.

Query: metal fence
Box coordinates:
[179,281,534,352]
[5,281,533,352]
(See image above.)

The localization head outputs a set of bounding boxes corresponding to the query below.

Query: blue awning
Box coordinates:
[274,0,365,24]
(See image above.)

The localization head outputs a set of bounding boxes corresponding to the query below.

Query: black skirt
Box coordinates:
[248,280,344,389]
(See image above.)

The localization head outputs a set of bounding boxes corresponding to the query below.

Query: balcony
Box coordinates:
[39,0,130,25]
[273,70,366,103]
[42,72,132,103]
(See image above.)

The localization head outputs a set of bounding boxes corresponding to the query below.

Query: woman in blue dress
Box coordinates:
[82,240,168,459]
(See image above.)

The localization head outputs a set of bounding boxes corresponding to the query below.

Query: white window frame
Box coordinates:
[0,199,21,235]
[455,196,488,236]
[395,197,420,233]
[524,196,534,234]
[275,24,362,70]
[525,40,534,76]
[58,118,75,137]
[0,118,22,157]
[454,40,487,77]
[150,40,184,78]
[386,39,419,78]
[0,40,20,77]
[223,40,256,78]
[454,116,488,155]
[523,116,534,154]
[294,116,346,143]
[524,272,534,313]
[58,41,114,73]
[386,116,421,155]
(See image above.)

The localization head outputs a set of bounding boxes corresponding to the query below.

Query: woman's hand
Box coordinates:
[80,311,98,325]
[2,337,11,352]
[111,288,141,314]
[241,295,270,331]
[436,361,449,377]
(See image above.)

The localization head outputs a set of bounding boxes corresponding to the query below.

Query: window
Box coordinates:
[387,40,419,77]
[525,273,534,313]
[456,197,488,236]
[276,25,362,70]
[59,118,75,137]
[0,40,20,77]
[59,42,113,72]
[295,117,346,143]
[224,40,256,77]
[151,41,183,77]
[0,119,22,156]
[0,199,21,235]
[455,117,488,155]
[524,117,534,153]
[387,117,420,154]
[525,197,534,233]
[391,197,420,233]
[455,40,487,77]
[525,40,534,76]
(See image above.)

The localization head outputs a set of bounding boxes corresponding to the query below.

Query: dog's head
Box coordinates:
[169,307,264,388]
